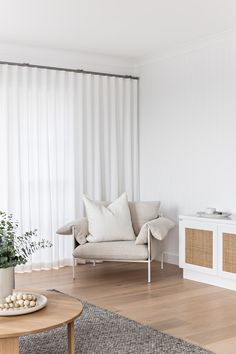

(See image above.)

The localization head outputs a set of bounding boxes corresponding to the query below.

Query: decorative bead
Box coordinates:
[18,299,24,307]
[24,300,30,306]
[0,292,38,311]
[11,295,16,302]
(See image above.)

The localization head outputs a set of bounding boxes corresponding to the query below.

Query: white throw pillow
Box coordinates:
[84,193,136,242]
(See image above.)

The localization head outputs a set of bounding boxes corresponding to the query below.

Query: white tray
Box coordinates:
[197,212,231,219]
[0,292,47,316]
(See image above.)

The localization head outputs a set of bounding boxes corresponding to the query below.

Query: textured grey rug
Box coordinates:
[20,301,213,354]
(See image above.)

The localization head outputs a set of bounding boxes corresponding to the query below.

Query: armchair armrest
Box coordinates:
[135,217,175,245]
[147,217,175,241]
[56,217,88,245]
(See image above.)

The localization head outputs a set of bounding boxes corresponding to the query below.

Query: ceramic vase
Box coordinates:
[0,267,14,304]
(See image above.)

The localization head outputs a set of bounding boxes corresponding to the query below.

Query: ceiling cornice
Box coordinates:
[135,27,236,67]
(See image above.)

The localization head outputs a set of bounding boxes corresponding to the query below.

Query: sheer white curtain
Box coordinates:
[0,64,139,272]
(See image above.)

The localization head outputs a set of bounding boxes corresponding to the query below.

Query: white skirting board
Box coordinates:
[157,252,179,266]
[184,269,236,291]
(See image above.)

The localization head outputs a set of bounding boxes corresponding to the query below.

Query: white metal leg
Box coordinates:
[147,227,151,283]
[72,226,76,280]
[92,260,96,267]
[72,257,76,280]
[161,252,164,269]
[148,260,151,283]
[161,251,177,269]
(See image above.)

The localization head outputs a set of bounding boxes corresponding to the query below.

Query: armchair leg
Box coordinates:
[72,257,76,280]
[147,227,151,283]
[161,252,164,269]
[148,260,151,283]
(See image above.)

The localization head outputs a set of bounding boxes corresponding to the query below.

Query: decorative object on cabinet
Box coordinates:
[196,211,231,219]
[179,214,236,291]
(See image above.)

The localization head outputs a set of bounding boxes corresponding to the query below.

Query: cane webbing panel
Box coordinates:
[223,233,236,273]
[185,228,213,268]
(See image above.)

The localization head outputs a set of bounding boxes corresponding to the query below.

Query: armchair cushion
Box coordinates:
[73,241,148,260]
[135,217,175,245]
[56,220,78,235]
[56,218,88,245]
[74,217,89,245]
[84,193,136,243]
[129,201,160,235]
[89,200,160,236]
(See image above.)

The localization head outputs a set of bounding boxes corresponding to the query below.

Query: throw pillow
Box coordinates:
[128,201,161,235]
[84,193,136,242]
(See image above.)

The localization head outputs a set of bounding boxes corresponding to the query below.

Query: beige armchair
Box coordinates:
[57,201,175,283]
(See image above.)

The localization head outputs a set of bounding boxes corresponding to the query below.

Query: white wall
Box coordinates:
[138,35,236,264]
[3,37,236,266]
[0,42,135,75]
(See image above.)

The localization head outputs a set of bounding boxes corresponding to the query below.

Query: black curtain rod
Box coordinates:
[0,60,139,80]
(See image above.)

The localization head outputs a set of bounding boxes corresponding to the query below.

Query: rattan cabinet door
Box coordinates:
[218,224,236,280]
[185,228,213,268]
[179,220,217,274]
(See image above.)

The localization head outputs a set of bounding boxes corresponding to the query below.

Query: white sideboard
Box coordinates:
[179,214,236,291]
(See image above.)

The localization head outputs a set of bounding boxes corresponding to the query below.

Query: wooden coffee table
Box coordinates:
[0,290,83,354]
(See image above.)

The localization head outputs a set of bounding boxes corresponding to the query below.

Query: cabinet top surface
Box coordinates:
[179,214,236,224]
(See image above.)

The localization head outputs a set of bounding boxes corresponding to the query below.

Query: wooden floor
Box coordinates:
[16,261,236,354]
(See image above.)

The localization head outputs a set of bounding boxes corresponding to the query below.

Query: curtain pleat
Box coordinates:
[0,64,139,271]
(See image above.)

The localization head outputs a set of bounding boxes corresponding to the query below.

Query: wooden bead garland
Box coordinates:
[0,292,37,311]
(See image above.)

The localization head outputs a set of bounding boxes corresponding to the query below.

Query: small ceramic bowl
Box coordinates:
[205,208,216,215]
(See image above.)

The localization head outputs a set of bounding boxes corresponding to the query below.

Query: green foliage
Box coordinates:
[0,211,52,268]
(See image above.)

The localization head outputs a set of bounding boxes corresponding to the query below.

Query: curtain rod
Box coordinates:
[0,60,139,80]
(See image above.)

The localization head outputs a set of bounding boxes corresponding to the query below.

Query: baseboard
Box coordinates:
[157,252,179,266]
[184,269,236,291]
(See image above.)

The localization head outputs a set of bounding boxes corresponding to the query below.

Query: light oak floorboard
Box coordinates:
[16,261,236,354]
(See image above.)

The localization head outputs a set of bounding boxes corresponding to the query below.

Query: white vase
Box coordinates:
[0,267,15,304]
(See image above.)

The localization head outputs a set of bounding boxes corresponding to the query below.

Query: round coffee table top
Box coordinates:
[0,290,83,338]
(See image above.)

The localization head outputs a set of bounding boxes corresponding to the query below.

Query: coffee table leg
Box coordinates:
[0,337,19,354]
[67,321,75,354]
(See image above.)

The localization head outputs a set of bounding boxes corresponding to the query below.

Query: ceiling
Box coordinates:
[0,0,236,59]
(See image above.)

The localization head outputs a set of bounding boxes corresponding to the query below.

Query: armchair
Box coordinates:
[57,201,175,283]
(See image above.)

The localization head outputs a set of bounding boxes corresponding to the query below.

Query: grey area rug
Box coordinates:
[20,301,213,354]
